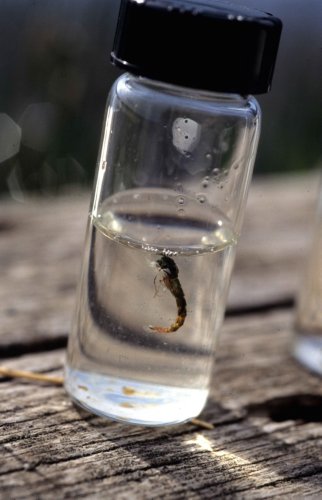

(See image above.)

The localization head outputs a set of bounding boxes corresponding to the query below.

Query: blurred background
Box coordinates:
[0,0,321,198]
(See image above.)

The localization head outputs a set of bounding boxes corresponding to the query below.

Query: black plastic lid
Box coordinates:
[111,0,282,95]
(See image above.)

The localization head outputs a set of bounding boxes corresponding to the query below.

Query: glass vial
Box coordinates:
[65,0,282,426]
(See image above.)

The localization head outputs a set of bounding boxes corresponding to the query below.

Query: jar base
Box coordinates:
[64,366,208,427]
[292,333,322,376]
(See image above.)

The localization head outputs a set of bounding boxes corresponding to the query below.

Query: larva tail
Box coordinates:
[149,314,186,334]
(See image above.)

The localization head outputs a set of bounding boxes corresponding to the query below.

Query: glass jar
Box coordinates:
[65,0,282,426]
[294,176,322,375]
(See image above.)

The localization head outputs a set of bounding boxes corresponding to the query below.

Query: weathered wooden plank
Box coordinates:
[0,174,317,352]
[0,195,89,352]
[1,310,322,498]
[230,173,317,310]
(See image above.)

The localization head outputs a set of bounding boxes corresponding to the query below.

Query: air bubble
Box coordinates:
[202,179,209,188]
[196,193,207,203]
[177,196,185,205]
[177,208,185,217]
[133,193,141,200]
[205,153,212,160]
[212,168,220,175]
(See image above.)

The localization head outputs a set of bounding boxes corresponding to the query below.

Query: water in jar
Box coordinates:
[65,188,237,426]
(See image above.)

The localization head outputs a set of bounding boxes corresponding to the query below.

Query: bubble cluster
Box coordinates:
[162,248,178,257]
[142,244,159,253]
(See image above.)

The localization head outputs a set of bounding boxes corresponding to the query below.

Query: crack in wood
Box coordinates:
[0,219,16,232]
[226,297,294,317]
[0,336,67,359]
[246,394,322,423]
